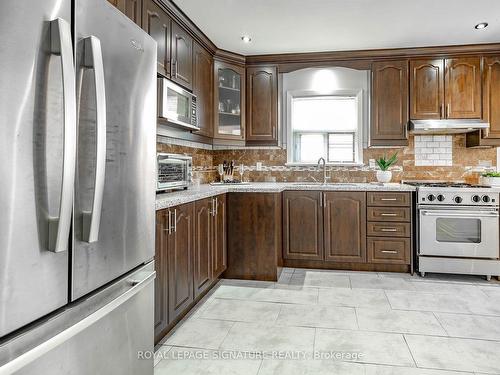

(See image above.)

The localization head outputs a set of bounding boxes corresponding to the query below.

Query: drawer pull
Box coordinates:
[380,198,398,201]
[381,250,398,254]
[380,213,398,217]
[380,228,397,232]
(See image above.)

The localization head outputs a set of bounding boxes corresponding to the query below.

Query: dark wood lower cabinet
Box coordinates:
[213,194,227,278]
[283,191,323,261]
[154,210,169,344]
[324,192,367,263]
[194,198,213,298]
[225,193,282,281]
[167,203,195,323]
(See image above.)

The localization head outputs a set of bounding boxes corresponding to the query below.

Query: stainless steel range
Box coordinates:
[405,182,500,280]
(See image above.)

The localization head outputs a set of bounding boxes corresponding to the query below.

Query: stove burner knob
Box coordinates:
[482,195,491,203]
[427,194,436,202]
[472,195,481,203]
[453,196,463,204]
[437,194,445,202]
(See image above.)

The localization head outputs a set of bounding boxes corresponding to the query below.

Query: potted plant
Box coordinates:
[480,172,500,187]
[375,153,398,183]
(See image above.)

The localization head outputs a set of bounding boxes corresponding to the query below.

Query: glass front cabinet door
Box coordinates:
[214,60,245,140]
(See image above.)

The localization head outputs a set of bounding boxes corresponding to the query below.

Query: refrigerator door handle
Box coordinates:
[48,18,76,253]
[81,36,107,243]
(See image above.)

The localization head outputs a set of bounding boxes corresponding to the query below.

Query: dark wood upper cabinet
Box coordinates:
[108,0,142,26]
[213,194,227,278]
[283,191,323,261]
[194,199,213,298]
[154,210,168,344]
[371,60,409,146]
[171,21,193,90]
[214,59,246,140]
[445,57,481,119]
[193,43,214,137]
[246,66,278,145]
[324,191,366,263]
[410,59,444,119]
[142,0,171,78]
[467,56,500,147]
[167,203,194,323]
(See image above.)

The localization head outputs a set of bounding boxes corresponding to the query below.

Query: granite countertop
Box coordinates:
[155,182,416,210]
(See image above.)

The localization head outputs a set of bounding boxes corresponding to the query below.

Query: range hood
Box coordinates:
[408,119,489,135]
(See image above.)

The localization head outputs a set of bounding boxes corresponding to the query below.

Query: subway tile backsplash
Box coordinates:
[414,135,453,166]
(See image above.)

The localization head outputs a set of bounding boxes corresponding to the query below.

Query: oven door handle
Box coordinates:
[420,210,499,218]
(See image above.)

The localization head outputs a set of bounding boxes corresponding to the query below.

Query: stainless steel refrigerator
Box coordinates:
[0,0,156,373]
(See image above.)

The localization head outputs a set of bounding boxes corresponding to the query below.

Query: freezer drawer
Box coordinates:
[0,262,155,375]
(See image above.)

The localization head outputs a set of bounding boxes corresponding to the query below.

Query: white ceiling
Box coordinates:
[174,0,500,55]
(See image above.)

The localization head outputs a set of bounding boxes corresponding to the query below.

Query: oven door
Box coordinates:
[419,206,499,258]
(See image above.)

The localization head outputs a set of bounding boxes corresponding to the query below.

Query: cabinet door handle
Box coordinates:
[380,198,397,201]
[174,209,177,232]
[215,197,218,216]
[319,193,323,207]
[381,250,398,254]
[380,228,398,232]
[446,103,450,118]
[174,60,178,77]
[380,213,398,217]
[272,126,276,139]
[167,210,172,235]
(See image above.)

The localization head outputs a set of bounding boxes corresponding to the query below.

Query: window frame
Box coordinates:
[286,89,364,166]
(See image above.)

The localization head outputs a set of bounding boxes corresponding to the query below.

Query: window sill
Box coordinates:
[285,162,365,167]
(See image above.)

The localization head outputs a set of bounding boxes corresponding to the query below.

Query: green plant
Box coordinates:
[376,152,398,171]
[482,172,500,177]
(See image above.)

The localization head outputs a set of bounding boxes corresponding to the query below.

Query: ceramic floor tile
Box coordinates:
[435,312,500,341]
[165,318,234,350]
[257,359,367,375]
[314,328,415,367]
[154,345,172,367]
[356,308,446,335]
[199,298,281,323]
[289,271,351,288]
[318,287,391,310]
[220,322,315,354]
[350,274,416,291]
[276,304,357,329]
[154,347,261,375]
[364,364,474,375]
[214,285,319,305]
[385,290,477,314]
[411,282,485,297]
[405,334,500,374]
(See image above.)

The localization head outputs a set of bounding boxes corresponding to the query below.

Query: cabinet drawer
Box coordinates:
[367,207,411,222]
[367,222,410,237]
[368,237,410,264]
[367,192,410,207]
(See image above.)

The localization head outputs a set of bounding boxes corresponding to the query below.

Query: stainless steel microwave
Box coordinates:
[157,78,199,131]
[156,153,193,192]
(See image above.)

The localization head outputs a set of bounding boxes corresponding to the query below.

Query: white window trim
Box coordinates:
[285,89,364,166]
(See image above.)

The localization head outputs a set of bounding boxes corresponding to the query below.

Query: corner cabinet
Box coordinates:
[246,66,278,145]
[214,60,246,140]
[171,21,193,90]
[467,56,500,147]
[371,60,409,146]
[410,57,481,120]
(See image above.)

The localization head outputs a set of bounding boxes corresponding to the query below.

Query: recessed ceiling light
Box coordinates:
[241,35,252,43]
[474,22,488,29]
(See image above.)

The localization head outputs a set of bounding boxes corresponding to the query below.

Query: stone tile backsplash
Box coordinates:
[414,135,453,166]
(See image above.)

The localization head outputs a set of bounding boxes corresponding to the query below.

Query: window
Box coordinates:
[288,92,363,164]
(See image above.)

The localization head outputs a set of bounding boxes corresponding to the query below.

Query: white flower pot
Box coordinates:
[376,170,392,183]
[480,176,500,187]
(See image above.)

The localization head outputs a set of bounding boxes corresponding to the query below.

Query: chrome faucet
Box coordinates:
[317,157,329,184]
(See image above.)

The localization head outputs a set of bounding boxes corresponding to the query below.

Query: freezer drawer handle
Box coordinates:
[80,36,107,243]
[48,18,77,253]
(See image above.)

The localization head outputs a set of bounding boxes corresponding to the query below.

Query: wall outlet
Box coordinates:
[256,162,263,171]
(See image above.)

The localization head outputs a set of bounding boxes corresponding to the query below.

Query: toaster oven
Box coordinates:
[156,153,192,192]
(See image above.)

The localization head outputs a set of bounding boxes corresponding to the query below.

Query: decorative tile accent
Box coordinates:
[414,135,453,166]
